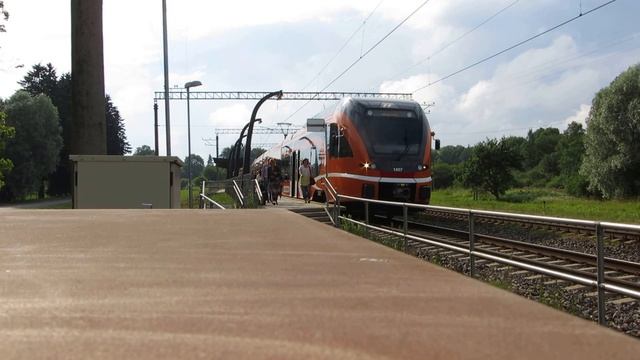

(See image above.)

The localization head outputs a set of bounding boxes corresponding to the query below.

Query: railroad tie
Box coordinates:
[510,270,530,275]
[608,297,637,305]
[524,275,544,280]
[544,279,567,285]
[577,267,597,272]
[563,284,586,291]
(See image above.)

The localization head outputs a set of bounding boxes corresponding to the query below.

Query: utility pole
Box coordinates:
[162,0,171,155]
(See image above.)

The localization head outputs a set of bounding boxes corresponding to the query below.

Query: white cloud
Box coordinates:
[208,103,252,129]
[379,73,455,106]
[563,104,590,127]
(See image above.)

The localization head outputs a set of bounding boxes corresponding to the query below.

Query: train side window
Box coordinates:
[281,151,291,179]
[329,124,353,158]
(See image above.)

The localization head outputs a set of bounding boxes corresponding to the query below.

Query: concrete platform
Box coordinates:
[0,209,638,359]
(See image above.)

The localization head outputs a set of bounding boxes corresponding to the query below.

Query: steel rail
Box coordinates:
[399,219,640,276]
[382,223,640,291]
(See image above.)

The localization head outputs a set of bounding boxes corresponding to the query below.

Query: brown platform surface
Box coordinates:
[0,209,638,359]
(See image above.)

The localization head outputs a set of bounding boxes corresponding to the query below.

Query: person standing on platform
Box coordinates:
[299,158,313,203]
[268,159,282,205]
[260,160,271,205]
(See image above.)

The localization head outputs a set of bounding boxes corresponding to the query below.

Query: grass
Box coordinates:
[431,187,640,224]
[181,188,237,209]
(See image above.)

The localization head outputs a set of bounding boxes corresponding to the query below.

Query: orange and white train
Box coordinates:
[253,97,439,207]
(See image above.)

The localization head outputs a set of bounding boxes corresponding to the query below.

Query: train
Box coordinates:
[252,97,439,210]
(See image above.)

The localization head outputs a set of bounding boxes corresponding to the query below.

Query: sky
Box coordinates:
[0,0,639,160]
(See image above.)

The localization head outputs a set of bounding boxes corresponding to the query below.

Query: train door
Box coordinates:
[281,148,292,196]
[310,147,318,179]
[291,150,298,198]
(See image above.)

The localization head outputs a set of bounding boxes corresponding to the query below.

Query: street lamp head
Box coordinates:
[184,80,202,89]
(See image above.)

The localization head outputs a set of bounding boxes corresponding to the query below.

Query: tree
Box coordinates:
[555,122,589,195]
[220,146,231,159]
[432,162,458,189]
[203,165,225,180]
[134,145,155,155]
[18,63,58,97]
[0,109,15,189]
[182,154,205,179]
[435,145,472,165]
[461,138,521,200]
[250,148,267,163]
[1,91,62,200]
[0,1,8,33]
[581,64,640,198]
[523,127,561,170]
[207,154,214,166]
[105,95,131,155]
[19,65,72,196]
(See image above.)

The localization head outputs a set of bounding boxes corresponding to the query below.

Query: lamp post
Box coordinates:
[243,90,282,175]
[185,80,202,208]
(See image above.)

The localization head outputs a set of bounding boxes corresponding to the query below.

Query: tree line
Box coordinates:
[0,63,130,201]
[132,145,267,188]
[432,64,640,200]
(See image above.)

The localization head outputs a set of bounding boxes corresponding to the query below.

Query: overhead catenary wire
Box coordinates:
[392,0,521,82]
[285,0,433,123]
[300,0,384,92]
[413,0,618,93]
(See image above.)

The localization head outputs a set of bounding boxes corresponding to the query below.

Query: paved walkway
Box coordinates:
[0,209,638,359]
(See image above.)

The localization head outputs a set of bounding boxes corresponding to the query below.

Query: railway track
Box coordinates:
[422,209,640,244]
[346,210,640,309]
[382,218,640,296]
[326,193,640,335]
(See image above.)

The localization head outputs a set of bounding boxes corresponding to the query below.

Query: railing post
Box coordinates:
[403,204,408,253]
[335,197,341,228]
[201,180,206,209]
[469,211,475,277]
[364,201,370,239]
[596,222,606,326]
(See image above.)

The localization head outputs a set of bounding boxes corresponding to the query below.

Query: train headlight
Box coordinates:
[363,162,377,170]
[417,164,428,171]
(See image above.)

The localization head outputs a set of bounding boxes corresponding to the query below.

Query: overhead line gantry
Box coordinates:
[153,91,412,101]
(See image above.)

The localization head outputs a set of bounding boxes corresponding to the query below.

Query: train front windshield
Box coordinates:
[363,109,423,155]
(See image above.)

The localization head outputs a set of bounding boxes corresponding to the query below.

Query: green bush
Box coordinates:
[432,163,458,189]
[565,174,590,197]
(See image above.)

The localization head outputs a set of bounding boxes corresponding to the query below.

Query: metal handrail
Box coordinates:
[254,178,263,203]
[322,178,339,226]
[200,194,225,209]
[334,191,640,326]
[323,177,338,202]
[199,180,226,209]
[232,180,244,207]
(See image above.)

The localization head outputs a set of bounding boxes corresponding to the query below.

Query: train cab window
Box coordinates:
[329,123,353,158]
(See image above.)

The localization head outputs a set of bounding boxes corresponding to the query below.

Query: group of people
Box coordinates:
[258,159,282,205]
[255,158,315,205]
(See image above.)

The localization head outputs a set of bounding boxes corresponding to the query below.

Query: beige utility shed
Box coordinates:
[70,155,183,209]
